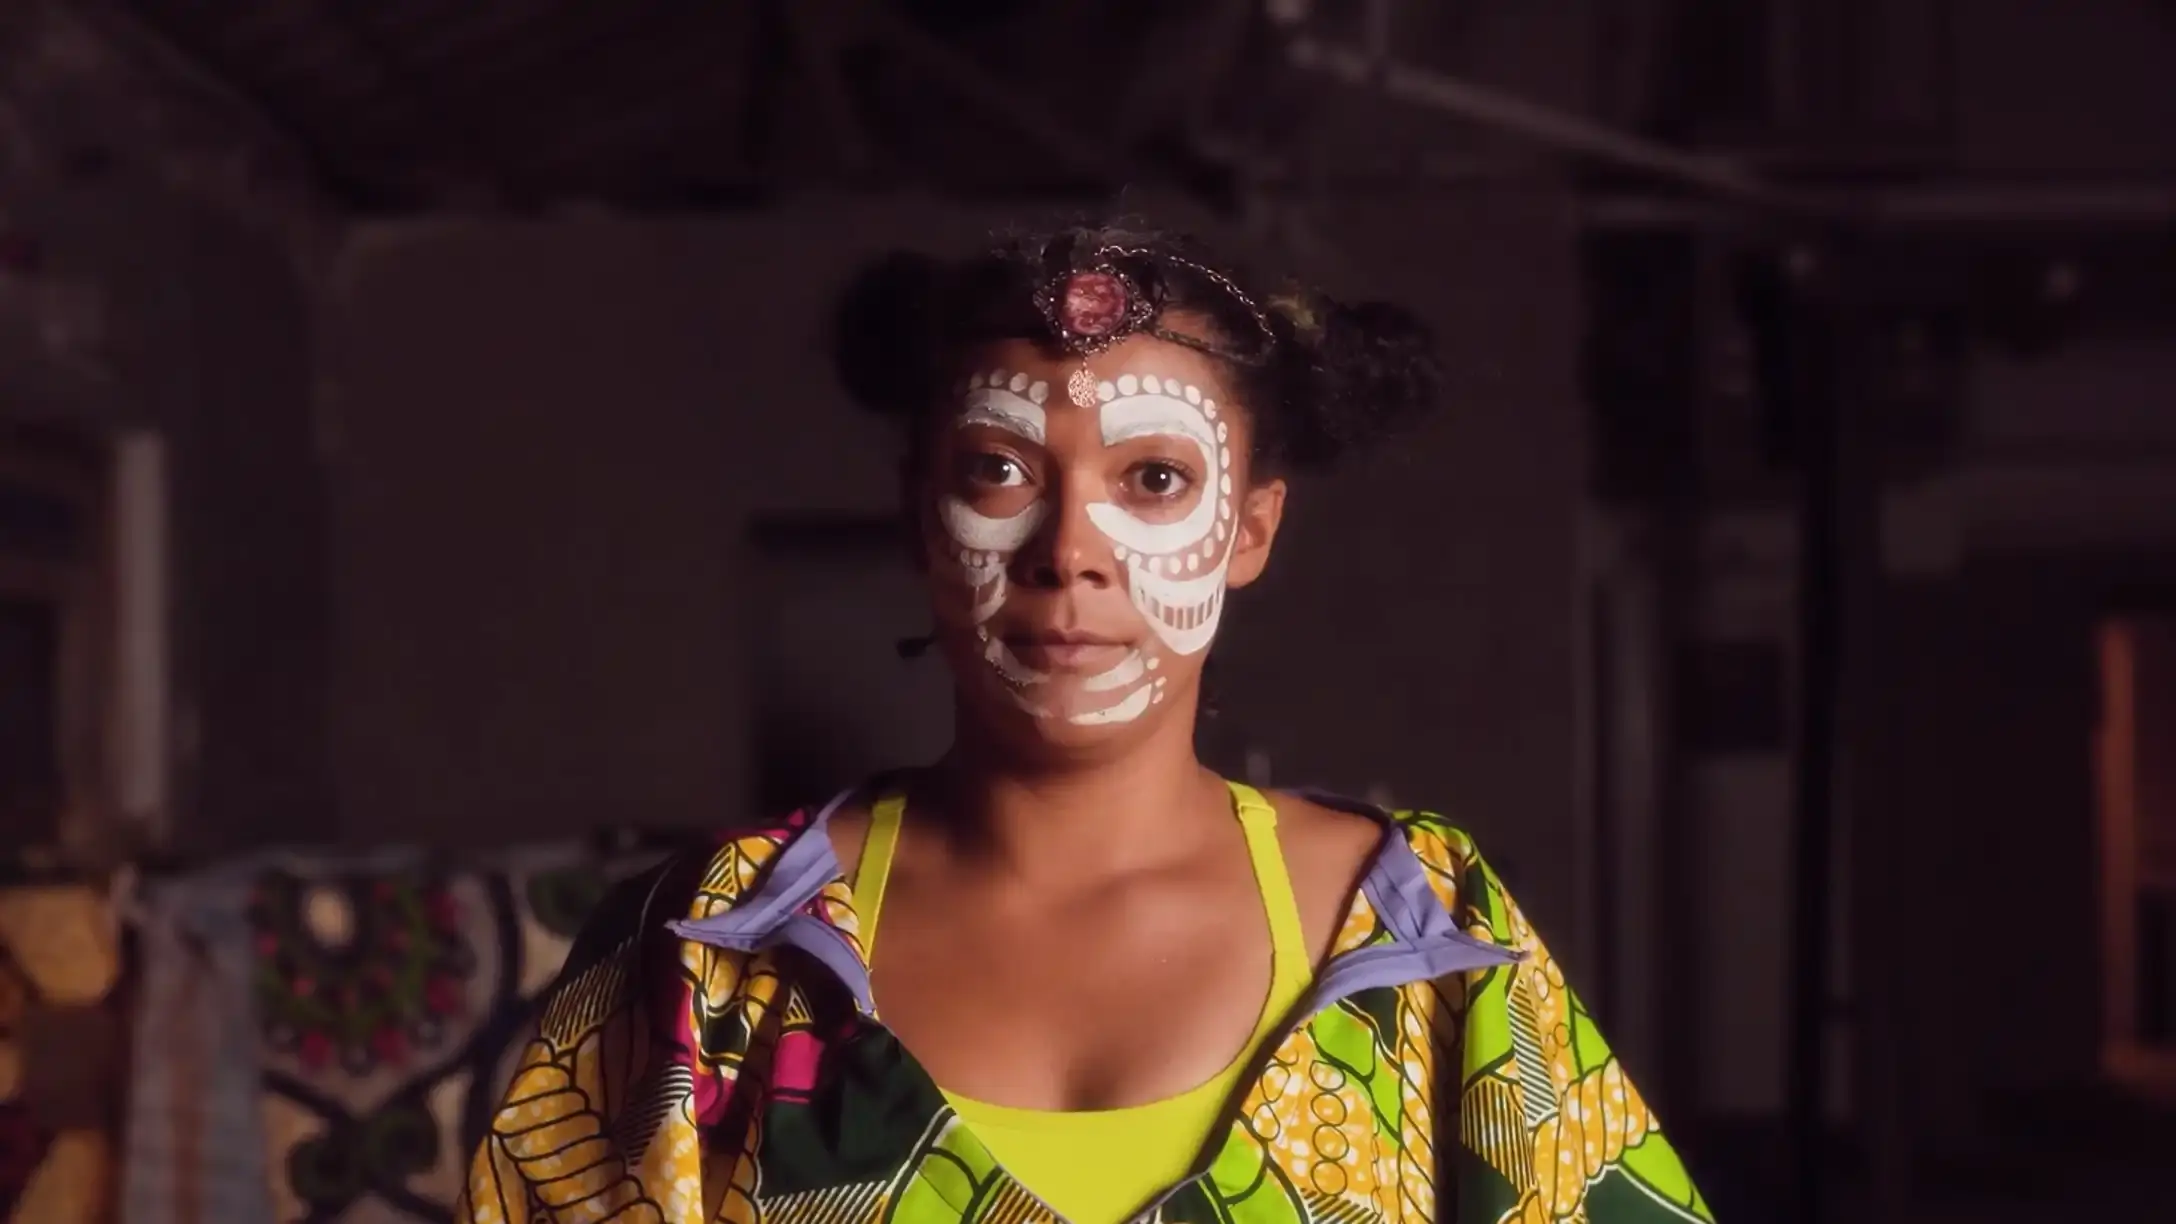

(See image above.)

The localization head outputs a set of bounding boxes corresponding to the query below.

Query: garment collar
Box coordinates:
[666,785,1521,1018]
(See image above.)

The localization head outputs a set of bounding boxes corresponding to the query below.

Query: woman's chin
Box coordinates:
[966,682,1171,753]
[1009,682,1156,727]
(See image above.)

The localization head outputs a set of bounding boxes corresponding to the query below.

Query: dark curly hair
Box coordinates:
[828,222,1442,474]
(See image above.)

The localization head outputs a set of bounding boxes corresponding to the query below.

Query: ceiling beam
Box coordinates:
[779,0,874,177]
[1585,182,2176,230]
[1287,33,1819,216]
[854,0,1134,185]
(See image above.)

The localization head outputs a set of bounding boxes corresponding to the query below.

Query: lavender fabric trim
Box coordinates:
[1288,788,1524,1016]
[671,914,878,1015]
[666,785,1522,1026]
[1359,827,1512,952]
[666,787,877,1011]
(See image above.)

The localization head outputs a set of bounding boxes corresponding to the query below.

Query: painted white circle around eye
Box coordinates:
[1118,374,1139,395]
[940,496,1045,554]
[1008,371,1028,392]
[1184,384,1201,404]
[1097,381,1116,403]
[1087,389,1221,556]
[1142,375,1161,394]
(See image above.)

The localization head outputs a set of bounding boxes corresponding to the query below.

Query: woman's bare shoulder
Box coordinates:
[1263,789,1391,960]
[1266,789,1388,854]
[825,797,875,878]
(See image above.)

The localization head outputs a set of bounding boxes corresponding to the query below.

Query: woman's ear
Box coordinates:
[1223,475,1287,591]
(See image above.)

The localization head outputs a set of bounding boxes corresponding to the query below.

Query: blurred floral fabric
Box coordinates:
[122,840,679,1224]
[0,884,121,1224]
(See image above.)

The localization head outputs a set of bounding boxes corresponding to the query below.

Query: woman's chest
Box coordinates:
[865,874,1280,1111]
[713,971,1447,1224]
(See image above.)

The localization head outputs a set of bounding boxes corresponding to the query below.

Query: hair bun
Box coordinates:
[1284,298,1443,469]
[829,251,949,420]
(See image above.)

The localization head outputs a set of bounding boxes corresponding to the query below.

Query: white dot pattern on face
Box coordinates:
[1087,373,1236,659]
[938,368,1050,635]
[950,367,1245,723]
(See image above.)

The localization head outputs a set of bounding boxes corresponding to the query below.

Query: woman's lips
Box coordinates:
[1002,636,1132,672]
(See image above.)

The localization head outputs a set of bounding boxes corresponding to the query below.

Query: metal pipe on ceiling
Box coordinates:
[1585,183,2176,229]
[1286,35,1826,217]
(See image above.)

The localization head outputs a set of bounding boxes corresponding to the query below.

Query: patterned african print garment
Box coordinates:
[459,791,1713,1224]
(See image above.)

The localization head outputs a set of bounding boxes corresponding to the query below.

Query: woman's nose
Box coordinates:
[1017,479,1115,591]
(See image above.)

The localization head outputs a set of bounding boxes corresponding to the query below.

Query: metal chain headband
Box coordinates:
[1024,241,1282,367]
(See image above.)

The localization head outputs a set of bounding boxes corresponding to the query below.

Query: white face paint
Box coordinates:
[934,366,1238,728]
[1088,375,1236,662]
[936,370,1047,638]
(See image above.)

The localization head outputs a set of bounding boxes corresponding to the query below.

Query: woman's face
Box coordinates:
[913,331,1287,755]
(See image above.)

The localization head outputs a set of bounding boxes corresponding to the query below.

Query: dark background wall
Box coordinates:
[6,1,2176,1216]
[315,191,1589,954]
[0,171,330,855]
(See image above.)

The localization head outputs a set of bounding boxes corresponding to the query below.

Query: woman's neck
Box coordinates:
[926,702,1233,880]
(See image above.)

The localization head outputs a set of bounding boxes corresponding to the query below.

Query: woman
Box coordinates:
[459,226,1712,1224]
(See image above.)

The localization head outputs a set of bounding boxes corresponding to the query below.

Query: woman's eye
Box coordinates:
[1127,461,1192,499]
[964,453,1028,488]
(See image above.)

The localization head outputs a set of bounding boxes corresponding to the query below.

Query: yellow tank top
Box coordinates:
[851,781,1312,1224]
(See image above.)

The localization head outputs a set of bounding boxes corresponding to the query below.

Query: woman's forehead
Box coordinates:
[956,334,1238,409]
[948,333,1244,429]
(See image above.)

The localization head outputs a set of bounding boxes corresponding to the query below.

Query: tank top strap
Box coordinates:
[852,792,907,963]
[1224,781,1313,1001]
[857,784,1310,998]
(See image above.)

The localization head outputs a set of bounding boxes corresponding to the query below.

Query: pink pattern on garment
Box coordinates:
[770,1031,825,1103]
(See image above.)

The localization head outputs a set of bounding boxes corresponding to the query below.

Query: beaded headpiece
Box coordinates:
[1020,236,1282,369]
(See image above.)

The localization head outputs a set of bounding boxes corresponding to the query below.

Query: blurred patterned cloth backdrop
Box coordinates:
[123,839,681,1224]
[0,883,123,1224]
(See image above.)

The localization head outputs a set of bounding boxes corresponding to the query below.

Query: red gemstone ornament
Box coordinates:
[1060,271,1128,338]
[1033,253,1156,356]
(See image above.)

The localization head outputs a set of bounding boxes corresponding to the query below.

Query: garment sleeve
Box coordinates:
[1420,828,1715,1223]
[453,855,690,1224]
